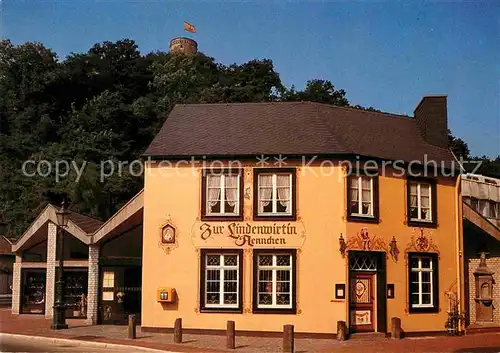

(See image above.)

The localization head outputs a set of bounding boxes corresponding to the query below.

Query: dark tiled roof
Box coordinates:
[54,206,104,234]
[68,212,103,234]
[143,101,455,167]
[0,236,13,255]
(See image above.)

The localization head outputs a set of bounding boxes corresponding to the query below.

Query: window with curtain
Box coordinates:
[349,175,374,217]
[204,172,240,217]
[409,253,438,312]
[408,181,433,222]
[200,250,242,311]
[254,251,295,312]
[257,172,293,216]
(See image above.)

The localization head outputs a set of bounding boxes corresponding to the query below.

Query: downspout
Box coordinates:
[454,174,464,332]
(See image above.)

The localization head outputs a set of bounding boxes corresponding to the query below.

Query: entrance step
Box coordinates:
[349,332,387,341]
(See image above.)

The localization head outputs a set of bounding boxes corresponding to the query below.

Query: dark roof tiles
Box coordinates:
[144,101,454,167]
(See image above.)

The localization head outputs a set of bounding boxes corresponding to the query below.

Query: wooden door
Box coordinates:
[350,273,375,332]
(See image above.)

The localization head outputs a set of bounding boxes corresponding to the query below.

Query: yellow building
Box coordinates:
[141,98,463,336]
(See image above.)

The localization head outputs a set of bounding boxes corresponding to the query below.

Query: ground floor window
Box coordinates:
[200,249,243,312]
[253,249,296,313]
[21,269,46,314]
[408,252,439,313]
[63,269,88,318]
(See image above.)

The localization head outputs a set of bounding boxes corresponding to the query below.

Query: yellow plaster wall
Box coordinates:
[345,170,460,333]
[142,162,461,334]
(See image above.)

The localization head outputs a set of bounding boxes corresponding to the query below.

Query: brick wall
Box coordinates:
[86,245,99,325]
[468,257,500,324]
[45,222,57,318]
[11,255,21,314]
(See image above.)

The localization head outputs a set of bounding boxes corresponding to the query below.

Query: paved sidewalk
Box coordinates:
[2,309,500,352]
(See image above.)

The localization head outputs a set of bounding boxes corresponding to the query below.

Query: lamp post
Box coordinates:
[51,201,70,330]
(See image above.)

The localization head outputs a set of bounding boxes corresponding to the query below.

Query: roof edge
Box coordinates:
[91,189,144,243]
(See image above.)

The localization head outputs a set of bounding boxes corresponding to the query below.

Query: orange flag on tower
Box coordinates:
[184,21,196,33]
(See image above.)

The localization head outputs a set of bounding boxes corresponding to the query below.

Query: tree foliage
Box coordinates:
[0,39,498,240]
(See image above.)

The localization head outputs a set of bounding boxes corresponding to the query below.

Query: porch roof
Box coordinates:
[463,201,500,241]
[12,204,103,252]
[92,189,144,244]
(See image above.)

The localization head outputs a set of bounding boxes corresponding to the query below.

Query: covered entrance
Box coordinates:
[99,266,141,324]
[348,251,386,334]
[91,190,143,325]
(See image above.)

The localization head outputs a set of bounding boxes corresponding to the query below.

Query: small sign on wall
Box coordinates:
[335,284,346,299]
[102,291,114,301]
[387,284,395,299]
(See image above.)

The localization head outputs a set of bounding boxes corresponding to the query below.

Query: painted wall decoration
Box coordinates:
[341,227,389,257]
[404,228,439,258]
[158,216,179,254]
[191,220,306,248]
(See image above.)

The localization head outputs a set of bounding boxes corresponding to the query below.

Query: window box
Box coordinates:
[252,249,296,314]
[253,169,296,221]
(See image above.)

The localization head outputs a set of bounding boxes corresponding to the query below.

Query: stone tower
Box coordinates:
[169,37,198,55]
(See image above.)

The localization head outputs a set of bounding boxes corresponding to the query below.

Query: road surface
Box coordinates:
[0,334,168,352]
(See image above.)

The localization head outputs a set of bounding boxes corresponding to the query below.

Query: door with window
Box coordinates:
[350,273,375,332]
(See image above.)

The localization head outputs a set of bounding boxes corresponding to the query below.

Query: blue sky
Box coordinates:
[2,1,499,157]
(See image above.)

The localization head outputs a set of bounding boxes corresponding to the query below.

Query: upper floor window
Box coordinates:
[408,179,436,227]
[347,173,379,222]
[202,170,243,221]
[489,201,499,219]
[254,169,296,220]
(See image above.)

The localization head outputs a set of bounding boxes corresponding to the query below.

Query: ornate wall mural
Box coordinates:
[340,227,389,257]
[404,228,440,258]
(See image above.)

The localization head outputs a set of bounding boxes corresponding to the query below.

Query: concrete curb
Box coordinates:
[0,333,178,352]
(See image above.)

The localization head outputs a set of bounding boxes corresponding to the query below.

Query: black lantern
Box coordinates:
[51,201,70,330]
[55,201,70,228]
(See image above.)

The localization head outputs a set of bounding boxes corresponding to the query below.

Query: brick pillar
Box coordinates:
[45,222,57,318]
[86,245,100,325]
[11,255,22,314]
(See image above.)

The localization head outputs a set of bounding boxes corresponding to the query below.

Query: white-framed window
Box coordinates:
[409,255,435,309]
[203,252,240,309]
[205,173,240,216]
[256,253,293,309]
[409,181,433,222]
[349,175,374,217]
[257,173,292,215]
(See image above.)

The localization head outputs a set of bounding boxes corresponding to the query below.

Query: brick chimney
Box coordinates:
[414,95,448,148]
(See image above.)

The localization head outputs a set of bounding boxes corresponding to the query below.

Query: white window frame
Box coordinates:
[257,173,293,216]
[205,173,240,216]
[410,256,434,308]
[409,182,433,222]
[349,175,374,217]
[257,254,293,309]
[204,253,240,309]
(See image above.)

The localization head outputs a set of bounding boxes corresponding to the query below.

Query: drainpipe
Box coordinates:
[454,174,464,332]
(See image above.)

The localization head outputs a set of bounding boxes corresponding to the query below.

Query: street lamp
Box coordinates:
[51,201,70,330]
